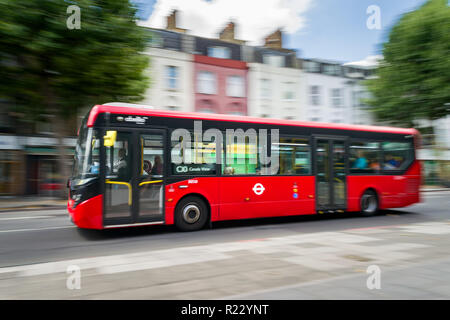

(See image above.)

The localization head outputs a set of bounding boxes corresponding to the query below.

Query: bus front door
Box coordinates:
[103,129,166,226]
[103,130,134,225]
[314,137,347,212]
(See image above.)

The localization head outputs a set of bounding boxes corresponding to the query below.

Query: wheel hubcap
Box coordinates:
[182,204,201,224]
[362,194,377,213]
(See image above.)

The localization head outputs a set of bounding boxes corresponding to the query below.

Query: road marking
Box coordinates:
[0,216,54,221]
[0,226,75,234]
[397,222,450,235]
[345,224,405,232]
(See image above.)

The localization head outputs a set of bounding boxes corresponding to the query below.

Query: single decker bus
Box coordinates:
[68,103,421,231]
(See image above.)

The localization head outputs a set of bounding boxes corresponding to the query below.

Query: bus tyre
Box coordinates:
[175,196,208,231]
[360,190,378,217]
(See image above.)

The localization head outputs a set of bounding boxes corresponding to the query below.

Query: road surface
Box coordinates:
[0,191,449,299]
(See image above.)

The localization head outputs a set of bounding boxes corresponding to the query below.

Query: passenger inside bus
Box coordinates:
[150,155,163,176]
[223,166,235,175]
[369,159,381,171]
[114,148,129,179]
[384,154,400,169]
[143,160,152,175]
[352,151,368,169]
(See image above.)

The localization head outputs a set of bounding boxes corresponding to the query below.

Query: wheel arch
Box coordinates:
[359,187,380,212]
[175,193,212,222]
[359,186,380,203]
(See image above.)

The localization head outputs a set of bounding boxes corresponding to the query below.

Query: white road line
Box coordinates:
[0,226,75,234]
[0,216,54,221]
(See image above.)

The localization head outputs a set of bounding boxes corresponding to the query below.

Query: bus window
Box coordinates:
[72,127,100,186]
[105,132,132,181]
[272,138,310,175]
[223,135,259,175]
[349,141,381,174]
[170,131,217,176]
[382,141,413,170]
[142,134,164,177]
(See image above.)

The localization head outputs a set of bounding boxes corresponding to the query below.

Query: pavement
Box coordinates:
[0,187,448,212]
[0,197,67,211]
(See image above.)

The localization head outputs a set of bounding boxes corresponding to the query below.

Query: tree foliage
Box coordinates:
[366,0,449,127]
[0,0,150,197]
[0,0,150,127]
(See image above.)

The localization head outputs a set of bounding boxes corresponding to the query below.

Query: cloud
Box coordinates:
[138,0,313,45]
[344,55,383,68]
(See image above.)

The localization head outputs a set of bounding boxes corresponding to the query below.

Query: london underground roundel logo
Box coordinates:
[252,183,265,195]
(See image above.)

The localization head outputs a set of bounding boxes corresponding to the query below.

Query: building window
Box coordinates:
[165,66,179,90]
[198,99,215,113]
[324,64,341,76]
[197,71,217,94]
[149,33,163,48]
[331,88,343,108]
[260,79,271,99]
[283,82,295,101]
[263,54,284,67]
[305,61,320,73]
[309,86,321,106]
[226,102,244,115]
[198,109,215,113]
[226,75,245,97]
[207,46,231,59]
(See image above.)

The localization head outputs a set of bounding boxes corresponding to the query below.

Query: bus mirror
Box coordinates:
[104,130,117,147]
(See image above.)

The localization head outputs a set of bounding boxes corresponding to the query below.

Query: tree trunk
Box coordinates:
[41,69,72,199]
[54,118,71,199]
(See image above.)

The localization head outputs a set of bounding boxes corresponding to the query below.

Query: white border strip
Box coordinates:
[103,221,164,229]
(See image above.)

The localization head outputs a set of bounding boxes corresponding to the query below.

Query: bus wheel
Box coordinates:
[360,190,378,217]
[175,196,208,231]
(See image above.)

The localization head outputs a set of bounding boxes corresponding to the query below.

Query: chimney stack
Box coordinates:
[219,22,235,41]
[264,29,283,49]
[218,21,245,44]
[166,9,186,33]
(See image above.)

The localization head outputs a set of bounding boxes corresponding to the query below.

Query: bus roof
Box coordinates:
[87,104,418,136]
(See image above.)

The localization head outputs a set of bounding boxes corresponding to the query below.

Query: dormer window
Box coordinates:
[207,46,231,59]
[324,64,341,76]
[305,61,320,73]
[263,55,284,67]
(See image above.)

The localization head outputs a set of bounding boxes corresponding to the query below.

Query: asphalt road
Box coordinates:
[0,191,449,299]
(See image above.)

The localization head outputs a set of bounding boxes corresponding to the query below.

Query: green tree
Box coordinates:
[366,0,449,127]
[0,0,150,197]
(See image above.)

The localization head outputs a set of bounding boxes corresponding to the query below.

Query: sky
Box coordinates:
[133,0,427,64]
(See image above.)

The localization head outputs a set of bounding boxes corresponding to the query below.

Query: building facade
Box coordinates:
[142,47,194,112]
[141,27,195,112]
[301,58,375,125]
[244,31,302,120]
[193,55,248,115]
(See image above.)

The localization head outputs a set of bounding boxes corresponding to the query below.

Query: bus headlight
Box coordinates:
[72,193,82,202]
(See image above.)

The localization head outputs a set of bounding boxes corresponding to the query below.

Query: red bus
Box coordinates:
[68,103,421,231]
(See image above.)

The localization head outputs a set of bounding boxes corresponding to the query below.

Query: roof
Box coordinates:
[87,104,417,136]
